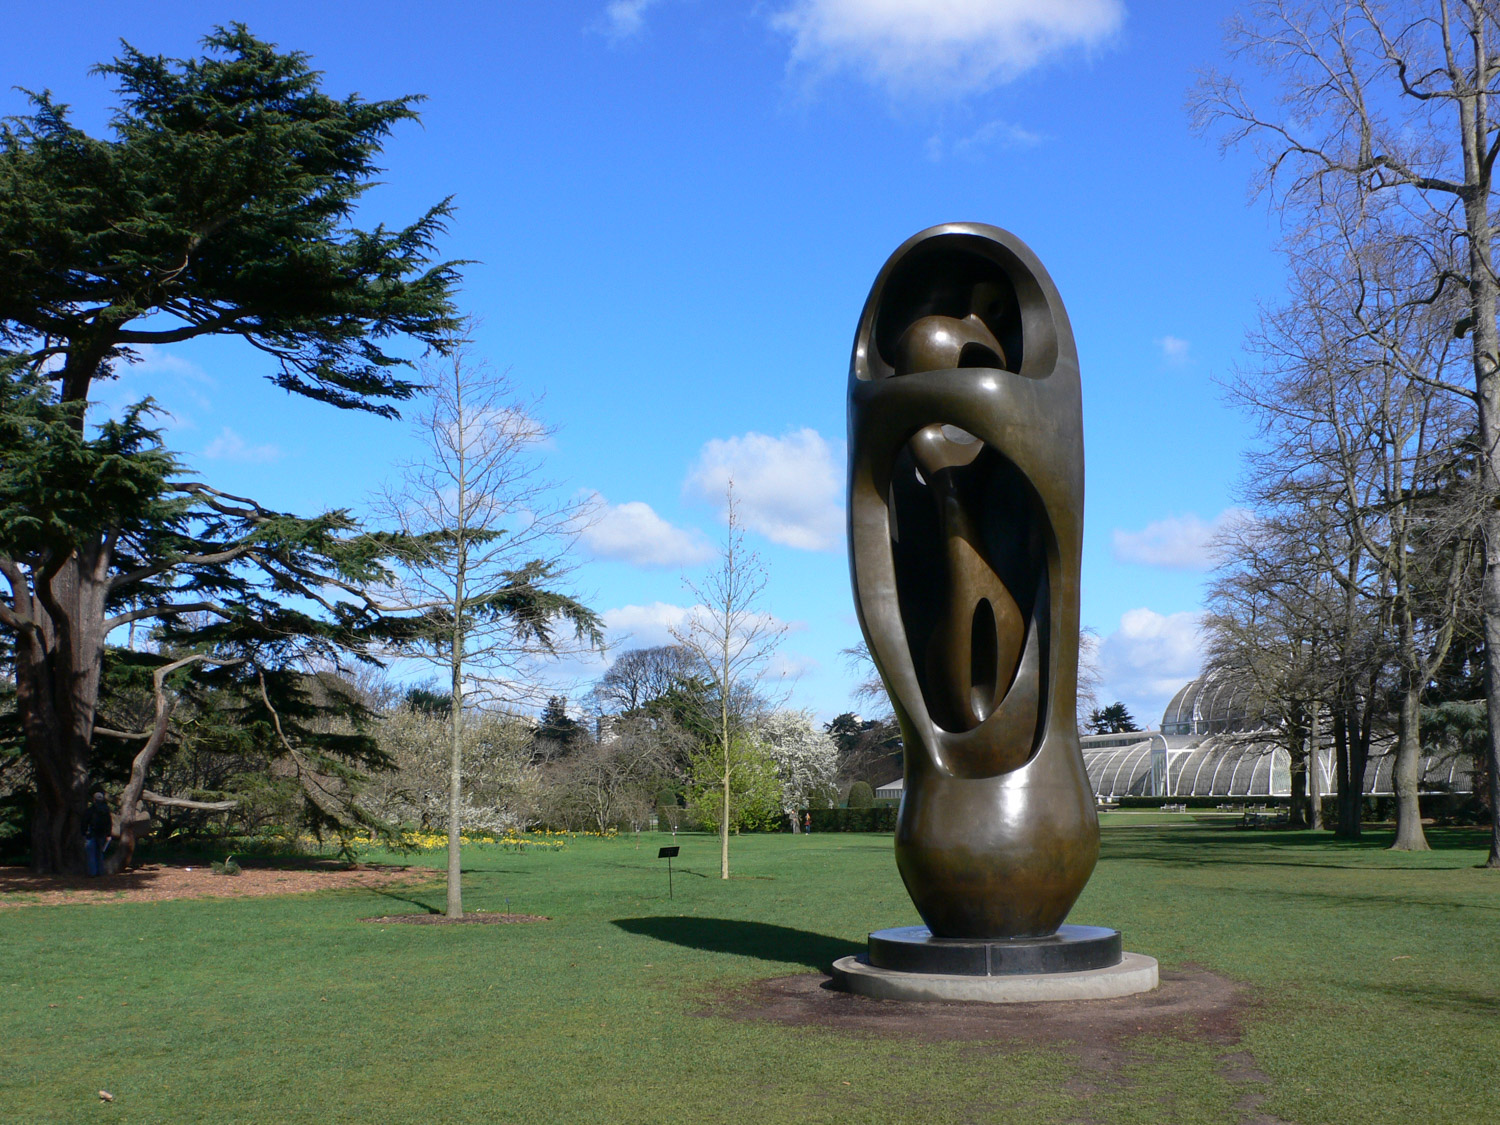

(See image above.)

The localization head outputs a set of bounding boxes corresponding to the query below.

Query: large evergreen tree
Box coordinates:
[0,27,462,872]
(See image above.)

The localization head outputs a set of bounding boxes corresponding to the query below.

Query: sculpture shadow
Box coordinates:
[613,916,860,971]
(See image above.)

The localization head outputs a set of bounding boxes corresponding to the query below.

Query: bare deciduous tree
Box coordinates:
[1193,0,1500,863]
[1214,192,1482,847]
[1076,627,1104,732]
[670,486,786,879]
[587,645,707,717]
[377,340,601,915]
[542,715,685,833]
[362,706,540,833]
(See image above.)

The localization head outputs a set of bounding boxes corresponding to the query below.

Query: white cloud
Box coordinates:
[580,494,715,568]
[88,344,213,431]
[600,0,663,39]
[1111,508,1249,570]
[602,601,800,652]
[1157,335,1191,364]
[201,427,282,463]
[127,344,213,384]
[768,651,819,681]
[769,0,1125,98]
[602,602,694,649]
[928,117,1044,161]
[1096,608,1203,727]
[684,428,844,551]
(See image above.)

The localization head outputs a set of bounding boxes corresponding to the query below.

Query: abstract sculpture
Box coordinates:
[847,222,1098,943]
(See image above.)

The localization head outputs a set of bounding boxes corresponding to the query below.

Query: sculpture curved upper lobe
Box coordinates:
[847,223,1098,939]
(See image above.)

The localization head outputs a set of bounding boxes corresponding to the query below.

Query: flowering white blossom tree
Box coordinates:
[754,709,838,832]
[360,707,541,835]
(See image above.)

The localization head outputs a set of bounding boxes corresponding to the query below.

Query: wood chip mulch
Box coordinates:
[0,861,437,908]
[360,912,549,925]
[714,966,1247,1046]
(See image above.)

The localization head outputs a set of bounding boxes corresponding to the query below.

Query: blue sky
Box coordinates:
[4,1,1289,728]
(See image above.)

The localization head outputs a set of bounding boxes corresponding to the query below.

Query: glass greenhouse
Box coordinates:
[1079,672,1475,800]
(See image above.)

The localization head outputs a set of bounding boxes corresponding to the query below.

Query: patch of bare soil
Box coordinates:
[361,912,548,925]
[0,861,436,908]
[1218,1049,1290,1125]
[711,968,1285,1123]
[713,966,1245,1046]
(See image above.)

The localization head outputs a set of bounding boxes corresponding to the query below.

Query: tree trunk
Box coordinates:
[447,369,468,918]
[19,549,111,874]
[1481,495,1500,865]
[719,648,731,879]
[447,663,464,918]
[1483,563,1500,866]
[1333,704,1370,839]
[1290,742,1309,829]
[105,806,153,875]
[1308,700,1322,831]
[1390,677,1430,851]
[720,732,730,879]
[1455,64,1500,870]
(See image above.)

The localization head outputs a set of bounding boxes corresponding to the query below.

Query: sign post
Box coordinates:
[657,845,680,899]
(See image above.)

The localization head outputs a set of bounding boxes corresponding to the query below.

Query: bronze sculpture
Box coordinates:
[847,222,1098,942]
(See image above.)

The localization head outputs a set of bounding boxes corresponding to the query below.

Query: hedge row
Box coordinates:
[1114,796,1291,810]
[1110,793,1485,824]
[803,806,897,833]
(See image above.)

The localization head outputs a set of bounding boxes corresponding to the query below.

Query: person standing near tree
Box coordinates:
[82,792,113,877]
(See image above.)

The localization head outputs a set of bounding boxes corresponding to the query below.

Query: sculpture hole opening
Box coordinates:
[872,241,1024,377]
[970,598,998,723]
[886,440,1049,739]
[957,342,1004,369]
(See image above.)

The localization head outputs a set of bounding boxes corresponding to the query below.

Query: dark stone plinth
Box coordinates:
[867,924,1122,977]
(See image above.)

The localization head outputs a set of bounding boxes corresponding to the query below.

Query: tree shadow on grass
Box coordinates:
[371,889,442,915]
[1350,980,1500,1016]
[598,860,713,876]
[1224,882,1500,914]
[613,916,860,971]
[1100,825,1489,870]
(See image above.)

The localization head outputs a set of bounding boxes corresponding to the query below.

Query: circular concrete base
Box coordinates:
[832,951,1159,1004]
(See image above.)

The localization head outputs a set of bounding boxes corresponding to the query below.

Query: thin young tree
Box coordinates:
[1192,0,1500,863]
[378,341,601,917]
[670,486,785,879]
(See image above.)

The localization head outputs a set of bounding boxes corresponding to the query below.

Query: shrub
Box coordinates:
[807,807,896,832]
[687,738,782,833]
[846,781,875,809]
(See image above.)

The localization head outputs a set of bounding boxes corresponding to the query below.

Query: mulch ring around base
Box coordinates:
[709,966,1246,1046]
[360,912,549,925]
[708,968,1288,1124]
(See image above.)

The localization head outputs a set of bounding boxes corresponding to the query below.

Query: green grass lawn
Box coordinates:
[2,822,1495,1124]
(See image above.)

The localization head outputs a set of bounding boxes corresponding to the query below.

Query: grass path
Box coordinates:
[2,822,1494,1123]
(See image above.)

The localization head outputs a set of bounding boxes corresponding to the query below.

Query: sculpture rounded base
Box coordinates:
[868,923,1121,976]
[832,951,1159,1005]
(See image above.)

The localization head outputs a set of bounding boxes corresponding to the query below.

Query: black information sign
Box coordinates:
[658,845,679,898]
